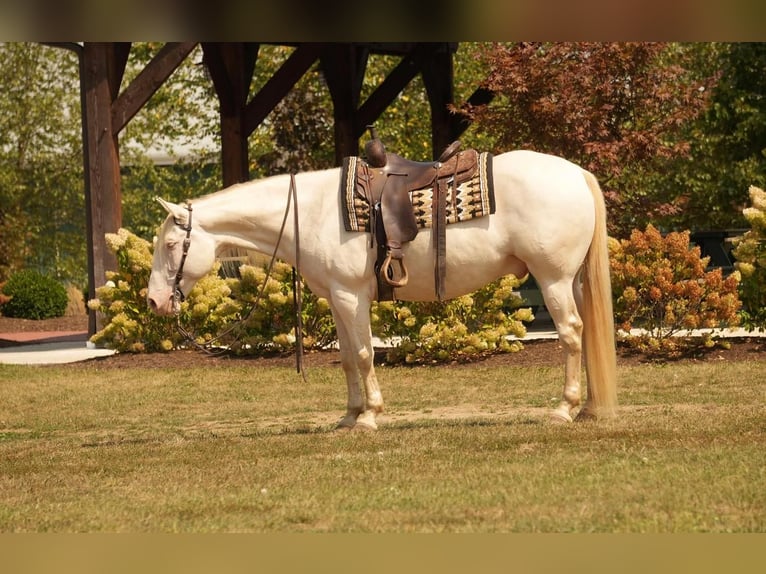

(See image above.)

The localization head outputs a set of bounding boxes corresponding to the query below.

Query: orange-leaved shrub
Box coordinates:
[609,224,741,355]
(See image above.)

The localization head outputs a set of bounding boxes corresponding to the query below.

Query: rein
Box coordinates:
[173,174,307,379]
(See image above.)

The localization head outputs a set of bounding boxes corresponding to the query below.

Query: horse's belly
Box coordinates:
[391,225,526,302]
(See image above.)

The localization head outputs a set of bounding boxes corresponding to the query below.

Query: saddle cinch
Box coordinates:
[356,126,480,301]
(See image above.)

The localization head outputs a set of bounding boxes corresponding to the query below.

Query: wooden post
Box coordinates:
[203,43,257,186]
[420,44,456,160]
[82,43,124,334]
[322,44,369,165]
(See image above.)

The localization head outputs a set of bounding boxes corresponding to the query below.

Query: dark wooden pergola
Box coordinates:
[56,42,492,334]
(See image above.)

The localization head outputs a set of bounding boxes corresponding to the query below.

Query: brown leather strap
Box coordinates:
[374,203,395,301]
[434,179,447,300]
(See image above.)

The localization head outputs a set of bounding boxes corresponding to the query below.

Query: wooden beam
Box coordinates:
[111,42,197,133]
[354,50,421,138]
[202,43,260,186]
[449,86,495,140]
[106,42,131,99]
[201,43,258,116]
[201,43,235,113]
[242,43,323,136]
[321,44,369,164]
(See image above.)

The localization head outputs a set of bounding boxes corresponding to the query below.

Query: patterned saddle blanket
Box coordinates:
[340,151,495,233]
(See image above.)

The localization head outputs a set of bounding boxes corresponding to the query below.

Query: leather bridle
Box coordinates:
[171,202,194,311]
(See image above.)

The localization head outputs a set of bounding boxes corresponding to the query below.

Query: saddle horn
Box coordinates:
[365,125,387,168]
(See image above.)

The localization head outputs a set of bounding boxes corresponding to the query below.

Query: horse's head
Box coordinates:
[147,198,217,315]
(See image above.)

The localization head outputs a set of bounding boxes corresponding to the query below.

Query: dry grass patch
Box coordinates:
[0,359,763,532]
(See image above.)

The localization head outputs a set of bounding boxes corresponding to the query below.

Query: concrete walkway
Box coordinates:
[0,340,116,365]
[0,330,115,365]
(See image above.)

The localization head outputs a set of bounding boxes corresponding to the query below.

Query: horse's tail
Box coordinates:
[580,170,617,418]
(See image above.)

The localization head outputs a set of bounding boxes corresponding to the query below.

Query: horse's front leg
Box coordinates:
[332,306,365,429]
[330,289,383,431]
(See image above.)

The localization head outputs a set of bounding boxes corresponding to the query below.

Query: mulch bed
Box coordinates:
[1,314,765,369]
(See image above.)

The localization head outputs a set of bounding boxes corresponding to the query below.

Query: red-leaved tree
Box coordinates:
[461,42,715,236]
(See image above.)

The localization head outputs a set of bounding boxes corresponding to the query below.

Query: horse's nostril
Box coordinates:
[147,297,158,312]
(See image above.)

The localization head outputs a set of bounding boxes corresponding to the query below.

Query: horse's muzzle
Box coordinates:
[147,292,175,316]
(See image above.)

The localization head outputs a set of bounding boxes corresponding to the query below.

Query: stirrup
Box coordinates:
[380,253,409,287]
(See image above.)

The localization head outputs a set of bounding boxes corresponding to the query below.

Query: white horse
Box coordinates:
[147,150,617,429]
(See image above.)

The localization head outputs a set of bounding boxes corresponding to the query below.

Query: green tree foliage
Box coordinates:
[0,43,84,284]
[676,43,766,231]
[249,43,495,174]
[119,44,222,240]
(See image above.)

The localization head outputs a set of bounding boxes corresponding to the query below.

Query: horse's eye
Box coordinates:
[165,241,177,250]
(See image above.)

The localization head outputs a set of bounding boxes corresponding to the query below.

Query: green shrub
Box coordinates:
[732,186,766,331]
[0,269,68,319]
[371,274,533,364]
[610,224,741,355]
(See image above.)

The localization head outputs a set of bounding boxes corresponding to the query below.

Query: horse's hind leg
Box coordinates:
[539,278,584,423]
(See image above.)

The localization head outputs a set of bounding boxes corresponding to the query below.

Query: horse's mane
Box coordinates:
[192,167,340,204]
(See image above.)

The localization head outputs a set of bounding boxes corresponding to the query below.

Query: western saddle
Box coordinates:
[356,126,479,300]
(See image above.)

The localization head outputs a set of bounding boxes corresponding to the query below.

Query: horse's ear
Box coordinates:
[156,197,188,224]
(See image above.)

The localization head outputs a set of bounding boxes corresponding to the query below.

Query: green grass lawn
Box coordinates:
[0,359,763,532]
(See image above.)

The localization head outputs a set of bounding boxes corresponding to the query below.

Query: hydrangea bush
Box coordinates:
[88,229,335,353]
[371,274,533,364]
[609,224,741,355]
[89,229,533,362]
[732,186,766,330]
[227,262,336,352]
[88,229,196,352]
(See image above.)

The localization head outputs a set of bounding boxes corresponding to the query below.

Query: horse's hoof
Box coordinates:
[574,408,598,422]
[336,415,359,431]
[549,410,573,424]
